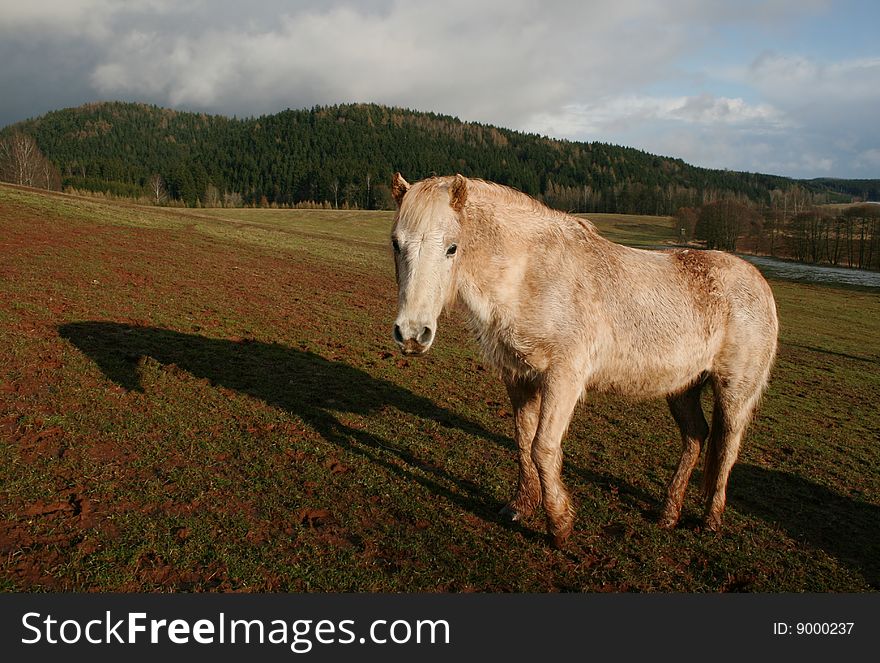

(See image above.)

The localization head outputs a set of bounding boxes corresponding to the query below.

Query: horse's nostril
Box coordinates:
[393,324,404,344]
[418,326,433,345]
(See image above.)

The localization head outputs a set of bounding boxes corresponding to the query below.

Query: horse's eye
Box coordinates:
[392,238,401,254]
[446,244,458,257]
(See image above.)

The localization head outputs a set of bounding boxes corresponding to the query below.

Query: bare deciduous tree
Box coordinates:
[223,190,243,208]
[41,157,62,191]
[365,172,371,209]
[694,199,760,251]
[0,132,62,191]
[203,183,220,208]
[672,206,699,242]
[843,204,880,269]
[148,173,167,205]
[0,132,44,187]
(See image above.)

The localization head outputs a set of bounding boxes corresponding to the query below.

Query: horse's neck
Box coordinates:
[453,252,518,333]
[452,206,536,327]
[453,259,537,377]
[455,277,497,329]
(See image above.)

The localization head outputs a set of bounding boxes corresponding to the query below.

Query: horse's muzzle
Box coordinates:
[401,339,429,356]
[393,323,434,356]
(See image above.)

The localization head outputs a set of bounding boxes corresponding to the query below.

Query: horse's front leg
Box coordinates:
[532,370,582,547]
[500,375,542,521]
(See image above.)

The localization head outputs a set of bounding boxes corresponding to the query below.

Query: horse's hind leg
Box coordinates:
[660,382,709,528]
[500,375,542,521]
[702,375,767,531]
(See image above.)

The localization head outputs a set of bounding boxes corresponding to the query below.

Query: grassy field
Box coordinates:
[1,185,878,592]
[578,212,674,246]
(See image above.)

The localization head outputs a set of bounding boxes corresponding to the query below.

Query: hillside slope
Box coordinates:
[2,183,878,591]
[2,101,870,211]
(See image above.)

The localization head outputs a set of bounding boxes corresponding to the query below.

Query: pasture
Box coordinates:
[0,184,878,591]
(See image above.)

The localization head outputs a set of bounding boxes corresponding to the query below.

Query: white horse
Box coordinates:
[390,173,778,546]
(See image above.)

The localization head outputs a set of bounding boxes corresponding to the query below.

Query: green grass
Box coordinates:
[0,185,877,592]
[579,212,675,247]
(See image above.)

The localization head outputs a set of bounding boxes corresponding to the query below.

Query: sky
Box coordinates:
[0,0,877,179]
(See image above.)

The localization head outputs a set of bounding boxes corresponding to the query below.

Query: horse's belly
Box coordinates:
[589,341,714,398]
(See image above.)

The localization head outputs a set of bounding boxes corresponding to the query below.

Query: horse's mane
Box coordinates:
[403,175,598,237]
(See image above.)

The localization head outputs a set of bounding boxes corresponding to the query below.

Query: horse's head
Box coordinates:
[390,172,467,356]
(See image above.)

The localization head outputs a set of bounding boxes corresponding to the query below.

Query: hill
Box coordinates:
[808,178,880,203]
[1,101,874,212]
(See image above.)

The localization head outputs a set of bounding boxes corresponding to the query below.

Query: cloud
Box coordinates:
[0,0,189,39]
[0,1,113,28]
[524,49,880,178]
[750,53,880,94]
[0,0,875,178]
[526,93,787,138]
[5,0,732,128]
[81,1,692,126]
[744,53,880,175]
[523,93,810,174]
[533,98,843,178]
[749,53,880,125]
[856,148,880,170]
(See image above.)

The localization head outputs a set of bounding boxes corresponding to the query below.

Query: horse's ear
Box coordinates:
[391,172,410,207]
[450,174,467,212]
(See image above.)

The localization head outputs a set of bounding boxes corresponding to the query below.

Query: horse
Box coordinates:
[389,173,778,547]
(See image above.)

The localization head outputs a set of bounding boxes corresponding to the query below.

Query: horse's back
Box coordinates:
[587,247,776,398]
[662,248,776,327]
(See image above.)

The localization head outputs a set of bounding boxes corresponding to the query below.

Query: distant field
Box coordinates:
[191,207,676,249]
[1,186,878,591]
[578,212,675,246]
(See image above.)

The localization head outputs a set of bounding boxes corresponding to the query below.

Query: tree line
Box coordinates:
[2,101,873,213]
[675,189,880,270]
[0,132,61,191]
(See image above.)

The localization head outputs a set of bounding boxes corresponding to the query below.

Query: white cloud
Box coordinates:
[523,89,858,177]
[742,54,880,175]
[747,54,880,137]
[71,0,841,152]
[526,93,787,139]
[0,1,823,127]
[523,48,880,178]
[52,1,718,127]
[674,93,786,125]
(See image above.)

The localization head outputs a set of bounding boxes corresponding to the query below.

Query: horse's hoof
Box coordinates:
[702,516,723,533]
[498,503,526,522]
[658,512,679,529]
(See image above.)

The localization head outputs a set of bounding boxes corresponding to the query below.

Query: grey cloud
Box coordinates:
[744,53,880,176]
[0,1,700,125]
[0,0,874,178]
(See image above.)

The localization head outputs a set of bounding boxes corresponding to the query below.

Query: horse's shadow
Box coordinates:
[57,322,536,537]
[58,322,880,577]
[566,460,880,587]
[728,464,880,589]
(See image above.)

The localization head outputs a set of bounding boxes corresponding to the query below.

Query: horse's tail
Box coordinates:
[701,400,724,498]
[701,446,718,499]
[701,351,775,499]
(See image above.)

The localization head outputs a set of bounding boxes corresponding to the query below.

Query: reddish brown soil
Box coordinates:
[0,198,404,591]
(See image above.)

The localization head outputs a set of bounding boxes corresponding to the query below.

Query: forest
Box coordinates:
[677,198,880,271]
[3,101,876,213]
